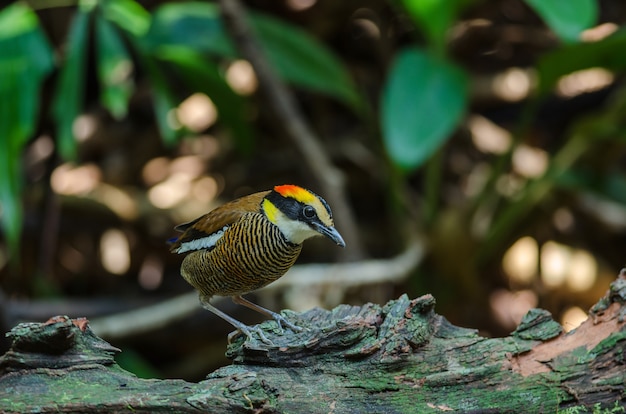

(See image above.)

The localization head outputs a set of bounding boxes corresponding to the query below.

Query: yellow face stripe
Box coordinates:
[274,185,316,204]
[262,199,280,224]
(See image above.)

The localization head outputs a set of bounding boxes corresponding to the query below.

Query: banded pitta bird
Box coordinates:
[170,184,345,343]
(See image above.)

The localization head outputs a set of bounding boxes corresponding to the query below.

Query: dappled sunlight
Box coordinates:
[179,135,220,159]
[552,208,575,233]
[142,153,218,214]
[27,135,54,164]
[51,163,102,195]
[561,306,588,332]
[138,254,164,290]
[92,184,138,220]
[540,241,569,288]
[512,144,548,178]
[191,176,219,204]
[286,0,317,11]
[170,155,206,178]
[503,236,538,285]
[490,289,538,330]
[226,60,258,95]
[556,68,614,98]
[176,93,217,132]
[51,163,138,219]
[540,241,597,291]
[351,17,380,39]
[492,68,535,102]
[72,114,99,143]
[580,22,618,42]
[468,114,512,154]
[502,237,599,295]
[148,172,193,209]
[142,157,171,186]
[567,250,597,292]
[100,229,130,275]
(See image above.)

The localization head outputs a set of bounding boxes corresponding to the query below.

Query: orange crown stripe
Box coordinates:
[274,184,315,203]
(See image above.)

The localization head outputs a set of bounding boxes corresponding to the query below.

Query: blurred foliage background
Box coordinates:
[2,0,626,380]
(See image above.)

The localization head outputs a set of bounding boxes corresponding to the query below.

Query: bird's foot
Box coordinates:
[271,312,305,334]
[228,324,273,346]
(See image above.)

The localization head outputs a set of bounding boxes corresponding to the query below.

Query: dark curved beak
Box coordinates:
[312,223,346,247]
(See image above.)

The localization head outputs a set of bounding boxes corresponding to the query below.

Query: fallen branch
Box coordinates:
[1,269,625,413]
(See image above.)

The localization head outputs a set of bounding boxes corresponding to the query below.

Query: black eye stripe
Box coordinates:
[266,189,330,222]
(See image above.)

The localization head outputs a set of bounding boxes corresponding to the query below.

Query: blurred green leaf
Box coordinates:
[0,3,54,257]
[557,170,626,205]
[401,0,461,52]
[525,0,598,44]
[537,30,626,95]
[96,15,134,119]
[138,51,183,145]
[0,1,37,38]
[146,2,361,112]
[252,13,362,112]
[153,96,178,145]
[149,66,180,146]
[381,48,467,172]
[146,3,233,56]
[51,6,91,160]
[101,0,151,37]
[154,46,253,152]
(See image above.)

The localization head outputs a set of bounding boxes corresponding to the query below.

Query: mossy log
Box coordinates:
[2,272,626,413]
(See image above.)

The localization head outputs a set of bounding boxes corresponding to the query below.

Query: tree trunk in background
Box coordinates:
[1,272,625,413]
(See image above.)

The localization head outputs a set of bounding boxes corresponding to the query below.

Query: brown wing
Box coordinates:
[169,190,269,253]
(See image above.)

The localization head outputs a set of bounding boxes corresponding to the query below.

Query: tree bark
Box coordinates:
[2,272,626,413]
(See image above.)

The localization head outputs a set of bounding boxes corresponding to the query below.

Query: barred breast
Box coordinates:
[180,212,302,299]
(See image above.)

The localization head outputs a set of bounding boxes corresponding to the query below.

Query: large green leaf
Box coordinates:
[381,48,467,172]
[145,2,361,112]
[537,30,626,95]
[51,6,91,160]
[0,3,54,256]
[525,0,598,44]
[95,15,134,119]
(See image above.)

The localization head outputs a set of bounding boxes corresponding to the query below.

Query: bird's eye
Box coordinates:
[303,205,316,219]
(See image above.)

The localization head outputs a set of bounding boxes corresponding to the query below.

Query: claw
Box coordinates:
[271,313,304,333]
[228,325,273,346]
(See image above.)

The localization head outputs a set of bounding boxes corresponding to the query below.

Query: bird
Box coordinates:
[170,184,345,344]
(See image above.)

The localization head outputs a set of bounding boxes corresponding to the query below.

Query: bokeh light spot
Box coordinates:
[561,306,588,332]
[51,163,102,195]
[226,60,258,96]
[176,93,217,132]
[503,236,538,285]
[100,229,130,275]
[138,254,164,290]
